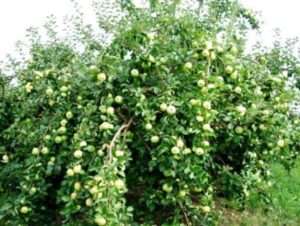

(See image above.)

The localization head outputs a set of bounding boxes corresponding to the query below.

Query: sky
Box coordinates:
[0,0,299,62]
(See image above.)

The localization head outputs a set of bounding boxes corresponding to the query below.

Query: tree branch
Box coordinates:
[179,203,191,226]
[108,117,133,163]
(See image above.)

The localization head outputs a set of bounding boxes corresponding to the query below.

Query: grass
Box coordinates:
[220,158,300,226]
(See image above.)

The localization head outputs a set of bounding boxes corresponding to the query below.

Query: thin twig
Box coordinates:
[108,118,133,163]
[206,58,211,77]
[179,203,191,226]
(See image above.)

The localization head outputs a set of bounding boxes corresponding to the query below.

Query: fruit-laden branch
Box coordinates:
[108,117,133,163]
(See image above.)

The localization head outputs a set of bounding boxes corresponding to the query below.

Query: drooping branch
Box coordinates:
[107,117,133,163]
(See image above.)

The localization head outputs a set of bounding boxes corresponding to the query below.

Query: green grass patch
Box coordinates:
[220,158,300,226]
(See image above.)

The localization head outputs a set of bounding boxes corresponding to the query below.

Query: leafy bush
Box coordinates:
[0,0,299,225]
[221,159,300,226]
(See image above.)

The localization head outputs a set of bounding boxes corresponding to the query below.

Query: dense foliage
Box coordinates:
[1,0,299,225]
